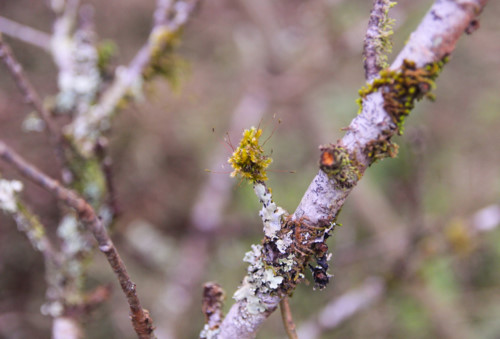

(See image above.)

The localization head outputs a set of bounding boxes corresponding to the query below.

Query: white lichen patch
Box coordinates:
[57,214,91,257]
[55,25,100,115]
[278,254,296,272]
[199,324,221,339]
[276,231,293,253]
[22,113,45,132]
[233,244,284,314]
[254,183,287,238]
[0,179,23,213]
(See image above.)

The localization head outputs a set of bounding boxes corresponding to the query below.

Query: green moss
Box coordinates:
[143,27,188,89]
[374,0,397,69]
[357,57,448,134]
[228,127,272,183]
[319,144,361,189]
[364,130,399,164]
[97,39,117,76]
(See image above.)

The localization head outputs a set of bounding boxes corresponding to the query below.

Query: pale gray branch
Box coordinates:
[216,0,488,337]
[0,16,51,50]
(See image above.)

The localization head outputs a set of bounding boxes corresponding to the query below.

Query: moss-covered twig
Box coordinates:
[363,0,397,81]
[0,140,156,339]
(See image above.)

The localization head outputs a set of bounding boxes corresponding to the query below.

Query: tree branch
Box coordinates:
[0,16,51,51]
[0,34,67,175]
[0,140,156,339]
[66,0,200,155]
[216,0,488,337]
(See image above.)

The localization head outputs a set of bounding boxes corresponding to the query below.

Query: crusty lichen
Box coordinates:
[199,324,220,339]
[254,183,287,238]
[0,179,23,213]
[319,144,361,189]
[228,127,272,182]
[233,244,284,314]
[358,58,447,134]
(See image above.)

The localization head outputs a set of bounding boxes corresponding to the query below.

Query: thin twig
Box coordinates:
[0,34,68,178]
[0,16,51,51]
[280,297,298,339]
[0,140,155,339]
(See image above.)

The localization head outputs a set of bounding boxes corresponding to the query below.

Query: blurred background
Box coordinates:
[1,0,500,338]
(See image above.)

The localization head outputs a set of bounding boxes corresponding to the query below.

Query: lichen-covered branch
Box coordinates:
[0,141,156,339]
[363,0,397,81]
[65,0,199,155]
[216,0,488,337]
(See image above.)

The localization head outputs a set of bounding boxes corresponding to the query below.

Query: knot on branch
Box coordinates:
[319,145,361,189]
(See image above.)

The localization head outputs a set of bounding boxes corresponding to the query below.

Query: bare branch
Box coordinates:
[297,277,385,339]
[216,0,488,337]
[0,16,51,51]
[0,34,67,173]
[0,141,156,339]
[280,297,298,339]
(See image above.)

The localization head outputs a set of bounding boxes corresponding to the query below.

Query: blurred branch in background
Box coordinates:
[0,16,51,51]
[0,141,155,338]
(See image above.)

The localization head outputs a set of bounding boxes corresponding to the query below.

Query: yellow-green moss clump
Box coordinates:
[143,27,187,89]
[364,130,399,165]
[319,144,361,189]
[228,127,272,182]
[357,58,447,134]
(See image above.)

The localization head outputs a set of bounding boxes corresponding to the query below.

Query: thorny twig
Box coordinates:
[0,140,156,339]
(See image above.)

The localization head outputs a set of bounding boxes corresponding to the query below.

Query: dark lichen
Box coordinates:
[319,144,361,189]
[261,216,336,294]
[357,58,448,134]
